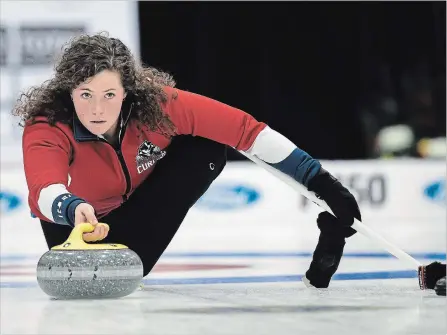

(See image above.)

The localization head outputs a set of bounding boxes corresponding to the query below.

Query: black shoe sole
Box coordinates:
[434,276,446,296]
[435,288,446,296]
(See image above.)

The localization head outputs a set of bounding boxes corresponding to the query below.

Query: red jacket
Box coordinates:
[23,87,267,223]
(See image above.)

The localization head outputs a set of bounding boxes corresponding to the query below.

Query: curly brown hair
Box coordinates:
[12,32,177,136]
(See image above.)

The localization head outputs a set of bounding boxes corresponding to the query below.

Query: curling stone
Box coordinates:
[36,223,143,300]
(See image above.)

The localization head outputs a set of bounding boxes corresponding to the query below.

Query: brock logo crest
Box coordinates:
[136,140,166,174]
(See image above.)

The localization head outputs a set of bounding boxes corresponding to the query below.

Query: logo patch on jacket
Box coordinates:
[136,140,166,174]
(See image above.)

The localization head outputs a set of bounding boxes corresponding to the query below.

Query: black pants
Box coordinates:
[40,135,227,276]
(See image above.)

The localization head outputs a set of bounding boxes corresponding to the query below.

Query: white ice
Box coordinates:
[0,277,445,335]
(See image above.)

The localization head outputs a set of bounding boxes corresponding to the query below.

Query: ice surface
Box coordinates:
[1,257,446,335]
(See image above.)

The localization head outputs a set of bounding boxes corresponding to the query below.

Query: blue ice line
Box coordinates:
[1,252,445,261]
[0,270,419,288]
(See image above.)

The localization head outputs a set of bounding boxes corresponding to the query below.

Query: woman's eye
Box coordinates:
[81,92,91,99]
[105,92,115,99]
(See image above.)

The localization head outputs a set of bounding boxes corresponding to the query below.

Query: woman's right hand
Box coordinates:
[74,203,109,242]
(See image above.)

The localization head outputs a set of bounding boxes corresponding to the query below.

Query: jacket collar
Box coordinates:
[73,115,100,142]
[72,103,133,142]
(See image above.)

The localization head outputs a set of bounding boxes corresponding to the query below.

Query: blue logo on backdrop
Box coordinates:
[195,184,261,210]
[423,180,445,205]
[0,191,22,214]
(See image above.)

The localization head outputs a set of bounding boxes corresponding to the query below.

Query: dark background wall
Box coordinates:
[138,1,446,161]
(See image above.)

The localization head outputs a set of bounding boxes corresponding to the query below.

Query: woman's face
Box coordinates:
[71,70,127,138]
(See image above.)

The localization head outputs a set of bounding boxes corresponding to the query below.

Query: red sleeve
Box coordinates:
[163,88,267,151]
[22,122,71,220]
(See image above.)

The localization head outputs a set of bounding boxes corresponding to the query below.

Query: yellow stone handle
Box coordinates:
[51,223,128,250]
[73,222,109,240]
